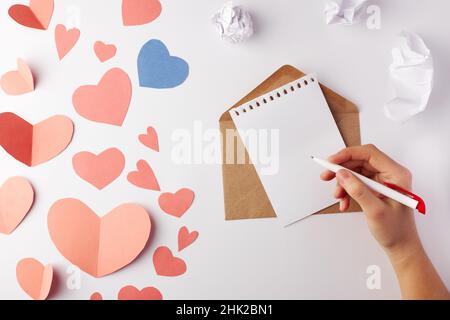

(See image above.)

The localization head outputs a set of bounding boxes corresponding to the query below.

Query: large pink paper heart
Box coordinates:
[72,68,132,126]
[8,0,54,30]
[94,41,117,63]
[72,148,125,190]
[0,112,74,167]
[0,177,34,235]
[0,59,34,96]
[127,160,160,191]
[178,226,199,252]
[139,126,159,152]
[153,246,186,277]
[122,0,162,26]
[158,188,194,218]
[118,285,163,300]
[16,258,53,300]
[55,24,80,60]
[48,198,151,278]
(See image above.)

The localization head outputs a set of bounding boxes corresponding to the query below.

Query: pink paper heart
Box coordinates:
[90,292,103,300]
[55,24,80,60]
[127,160,160,191]
[0,112,74,167]
[16,258,53,300]
[48,198,151,278]
[72,68,132,126]
[72,148,125,190]
[153,246,186,277]
[118,285,163,300]
[94,41,117,63]
[139,126,159,152]
[178,226,199,252]
[122,0,162,26]
[0,177,34,235]
[158,188,194,218]
[0,59,34,96]
[8,0,54,30]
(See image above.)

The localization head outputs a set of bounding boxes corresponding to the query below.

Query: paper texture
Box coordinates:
[212,1,253,43]
[229,75,347,226]
[219,65,361,221]
[385,31,434,122]
[16,258,53,300]
[325,0,368,25]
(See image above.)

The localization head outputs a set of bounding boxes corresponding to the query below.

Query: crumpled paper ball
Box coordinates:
[212,2,254,43]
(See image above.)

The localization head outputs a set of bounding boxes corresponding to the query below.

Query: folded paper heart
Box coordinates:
[122,0,162,26]
[178,226,199,252]
[48,198,151,277]
[72,68,132,126]
[138,39,189,89]
[0,59,34,96]
[94,41,117,62]
[55,24,80,60]
[0,112,74,167]
[118,285,163,300]
[139,126,159,152]
[153,246,186,277]
[9,0,54,30]
[16,258,53,300]
[0,177,34,235]
[72,148,125,190]
[127,160,160,191]
[158,188,195,218]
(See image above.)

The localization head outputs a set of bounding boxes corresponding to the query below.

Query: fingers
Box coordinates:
[335,170,385,214]
[339,196,350,212]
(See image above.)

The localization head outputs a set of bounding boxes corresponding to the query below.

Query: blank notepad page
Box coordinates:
[230,74,346,226]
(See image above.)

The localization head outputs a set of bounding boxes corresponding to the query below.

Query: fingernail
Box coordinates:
[336,170,350,184]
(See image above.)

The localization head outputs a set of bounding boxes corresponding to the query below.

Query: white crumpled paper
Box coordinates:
[325,0,368,25]
[384,31,434,122]
[212,2,253,43]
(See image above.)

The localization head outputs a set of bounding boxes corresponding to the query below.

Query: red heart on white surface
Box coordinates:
[118,285,162,300]
[16,258,53,300]
[94,41,117,63]
[153,246,186,277]
[158,188,194,218]
[178,226,199,251]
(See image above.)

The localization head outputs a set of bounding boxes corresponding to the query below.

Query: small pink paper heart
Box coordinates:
[118,285,163,300]
[8,0,54,30]
[90,292,103,300]
[0,177,34,235]
[178,226,199,252]
[153,246,186,277]
[55,24,80,60]
[94,41,117,63]
[72,148,125,190]
[0,59,34,96]
[122,0,162,26]
[158,188,194,218]
[127,160,160,191]
[139,126,159,152]
[16,258,53,300]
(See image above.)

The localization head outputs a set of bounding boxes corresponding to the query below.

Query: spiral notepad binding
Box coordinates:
[231,74,317,117]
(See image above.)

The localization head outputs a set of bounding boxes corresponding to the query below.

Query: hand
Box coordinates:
[320,144,420,255]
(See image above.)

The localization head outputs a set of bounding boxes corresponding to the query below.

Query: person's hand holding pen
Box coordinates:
[320,144,450,300]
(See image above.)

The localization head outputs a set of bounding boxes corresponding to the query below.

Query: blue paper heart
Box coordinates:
[137,39,189,89]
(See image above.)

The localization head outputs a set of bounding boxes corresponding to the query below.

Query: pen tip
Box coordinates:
[310,156,314,159]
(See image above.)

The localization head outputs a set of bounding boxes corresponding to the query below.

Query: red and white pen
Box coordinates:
[312,156,426,215]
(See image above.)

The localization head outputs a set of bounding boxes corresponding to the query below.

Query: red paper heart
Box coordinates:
[16,258,53,300]
[0,112,73,167]
[153,246,186,277]
[139,126,159,152]
[55,24,80,60]
[73,148,125,190]
[158,188,194,218]
[178,226,199,252]
[118,285,163,300]
[127,160,160,191]
[72,68,132,126]
[90,292,103,300]
[94,41,117,63]
[9,0,54,30]
[122,0,162,26]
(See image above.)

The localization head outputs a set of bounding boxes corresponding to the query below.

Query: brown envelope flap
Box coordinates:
[220,65,361,220]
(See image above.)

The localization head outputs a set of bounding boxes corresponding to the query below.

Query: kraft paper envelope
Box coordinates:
[219,65,361,220]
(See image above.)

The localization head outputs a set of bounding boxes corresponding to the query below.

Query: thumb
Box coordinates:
[336,170,384,213]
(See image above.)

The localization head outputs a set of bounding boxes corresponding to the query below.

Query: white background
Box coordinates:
[0,0,449,300]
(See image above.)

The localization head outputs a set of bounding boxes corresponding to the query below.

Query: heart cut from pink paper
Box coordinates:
[153,246,186,277]
[127,160,160,191]
[118,285,163,300]
[0,59,34,96]
[139,126,159,152]
[8,0,54,30]
[94,41,117,62]
[178,226,199,252]
[16,258,53,300]
[122,0,162,26]
[158,188,194,218]
[55,24,80,60]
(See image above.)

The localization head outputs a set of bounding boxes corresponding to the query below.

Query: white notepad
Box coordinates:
[229,74,346,226]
